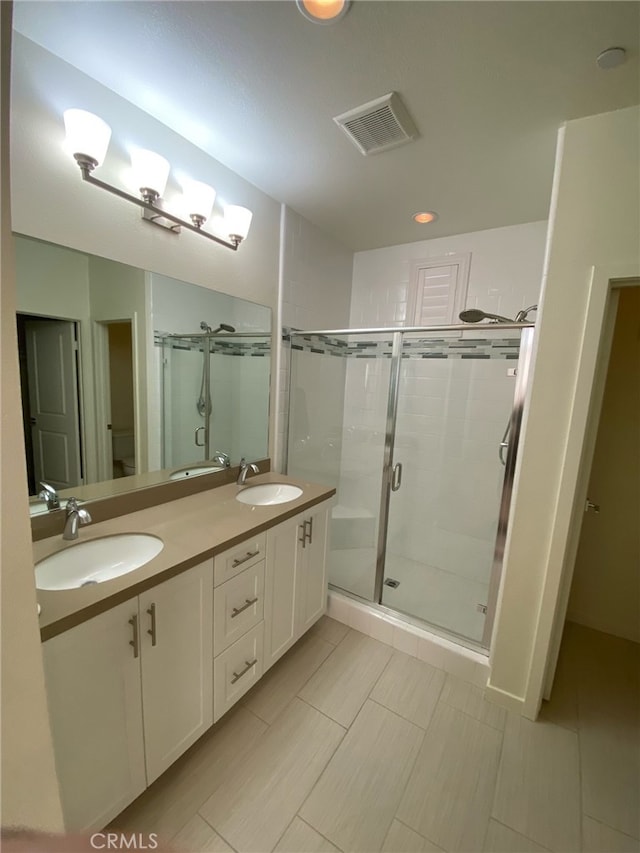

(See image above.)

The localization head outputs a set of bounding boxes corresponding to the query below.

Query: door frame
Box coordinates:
[523,263,640,718]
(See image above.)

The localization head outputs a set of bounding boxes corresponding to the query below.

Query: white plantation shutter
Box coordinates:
[409,253,471,327]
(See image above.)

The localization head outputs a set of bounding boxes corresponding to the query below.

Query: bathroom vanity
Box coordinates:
[35,473,335,832]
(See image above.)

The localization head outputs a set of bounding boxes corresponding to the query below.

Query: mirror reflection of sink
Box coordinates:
[236,484,303,506]
[169,465,225,481]
[35,534,164,591]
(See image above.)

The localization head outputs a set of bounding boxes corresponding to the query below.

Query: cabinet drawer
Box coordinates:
[214,532,266,587]
[213,622,264,722]
[213,561,264,654]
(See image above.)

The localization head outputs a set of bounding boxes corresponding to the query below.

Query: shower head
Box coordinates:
[459,308,514,324]
[212,323,236,334]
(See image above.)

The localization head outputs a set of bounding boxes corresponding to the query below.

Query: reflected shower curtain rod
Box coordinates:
[288,322,535,336]
[159,331,272,339]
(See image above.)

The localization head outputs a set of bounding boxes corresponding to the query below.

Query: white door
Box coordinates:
[139,560,214,784]
[42,602,146,832]
[297,502,330,635]
[264,513,304,670]
[24,319,82,489]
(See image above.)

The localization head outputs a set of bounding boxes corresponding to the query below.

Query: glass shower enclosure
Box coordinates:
[160,332,271,471]
[287,324,534,650]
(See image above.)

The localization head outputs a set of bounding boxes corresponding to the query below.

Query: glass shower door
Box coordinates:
[381,332,523,644]
[287,333,392,601]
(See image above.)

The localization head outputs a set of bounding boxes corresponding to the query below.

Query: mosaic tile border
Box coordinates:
[155,334,271,357]
[284,330,520,360]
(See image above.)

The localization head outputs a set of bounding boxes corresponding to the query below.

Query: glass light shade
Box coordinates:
[224,205,253,242]
[130,149,170,197]
[63,109,112,165]
[182,180,217,221]
[296,0,350,23]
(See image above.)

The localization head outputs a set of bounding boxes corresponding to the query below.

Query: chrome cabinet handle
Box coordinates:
[306,517,313,545]
[391,462,403,492]
[194,426,205,447]
[146,603,157,646]
[232,549,260,567]
[231,597,259,618]
[231,658,258,684]
[299,524,307,548]
[129,614,139,658]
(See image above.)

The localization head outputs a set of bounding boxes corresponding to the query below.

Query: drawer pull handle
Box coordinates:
[147,603,157,646]
[232,549,260,567]
[231,597,259,618]
[129,614,139,659]
[231,658,258,684]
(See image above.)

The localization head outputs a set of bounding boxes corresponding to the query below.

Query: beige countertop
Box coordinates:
[35,472,336,641]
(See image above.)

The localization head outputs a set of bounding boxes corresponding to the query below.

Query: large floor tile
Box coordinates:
[582,816,640,853]
[580,705,640,840]
[111,705,267,839]
[439,674,506,731]
[370,651,445,729]
[482,819,549,852]
[199,698,344,853]
[396,702,502,853]
[300,700,424,852]
[492,715,580,852]
[171,814,235,852]
[273,817,341,853]
[299,630,393,727]
[382,820,444,852]
[307,616,350,646]
[243,632,334,724]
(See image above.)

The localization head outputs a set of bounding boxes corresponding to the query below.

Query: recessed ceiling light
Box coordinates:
[296,0,351,24]
[596,47,627,70]
[413,211,438,224]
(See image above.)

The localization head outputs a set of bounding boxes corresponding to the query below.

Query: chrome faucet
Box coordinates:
[237,458,259,485]
[212,450,231,468]
[62,497,92,541]
[39,481,60,511]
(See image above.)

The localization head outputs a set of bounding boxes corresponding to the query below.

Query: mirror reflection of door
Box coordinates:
[106,321,136,479]
[17,314,83,495]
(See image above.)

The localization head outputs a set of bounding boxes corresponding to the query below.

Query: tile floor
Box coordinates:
[111,619,640,853]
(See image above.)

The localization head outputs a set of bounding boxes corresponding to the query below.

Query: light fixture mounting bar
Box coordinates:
[75,158,240,251]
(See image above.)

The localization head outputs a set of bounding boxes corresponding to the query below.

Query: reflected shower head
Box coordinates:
[459,308,514,324]
[212,323,236,334]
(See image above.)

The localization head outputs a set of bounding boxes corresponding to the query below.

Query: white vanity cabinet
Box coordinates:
[42,559,213,831]
[263,500,331,670]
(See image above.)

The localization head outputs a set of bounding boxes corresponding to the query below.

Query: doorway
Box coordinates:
[16,313,83,495]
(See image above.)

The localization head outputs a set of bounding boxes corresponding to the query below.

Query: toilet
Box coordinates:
[112,428,136,477]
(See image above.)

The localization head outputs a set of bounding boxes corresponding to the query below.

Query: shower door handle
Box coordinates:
[391,463,402,492]
[194,426,205,447]
[498,420,510,466]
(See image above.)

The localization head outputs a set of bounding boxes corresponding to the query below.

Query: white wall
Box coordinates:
[277,205,353,472]
[0,2,63,829]
[351,221,547,329]
[566,287,640,642]
[489,106,640,717]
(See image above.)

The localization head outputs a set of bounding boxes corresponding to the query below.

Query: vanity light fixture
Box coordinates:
[296,0,351,24]
[63,109,252,250]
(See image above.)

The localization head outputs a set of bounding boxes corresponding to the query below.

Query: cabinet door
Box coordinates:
[139,560,214,784]
[42,601,146,832]
[264,512,304,670]
[297,502,330,635]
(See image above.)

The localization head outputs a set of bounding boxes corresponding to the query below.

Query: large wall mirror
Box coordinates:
[15,234,272,515]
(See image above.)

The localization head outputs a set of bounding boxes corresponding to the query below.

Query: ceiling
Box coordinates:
[12,1,640,251]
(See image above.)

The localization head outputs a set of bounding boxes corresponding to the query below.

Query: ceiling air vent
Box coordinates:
[333,92,418,156]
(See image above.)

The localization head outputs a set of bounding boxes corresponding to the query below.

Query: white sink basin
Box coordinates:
[35,534,164,590]
[236,483,303,506]
[169,465,224,481]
